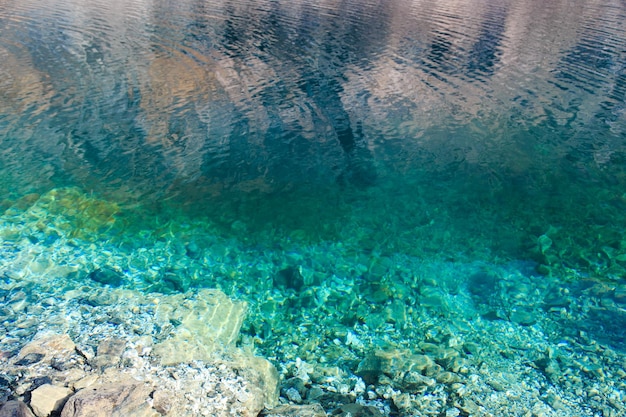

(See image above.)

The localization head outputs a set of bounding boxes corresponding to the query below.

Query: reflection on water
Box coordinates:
[1,0,626,269]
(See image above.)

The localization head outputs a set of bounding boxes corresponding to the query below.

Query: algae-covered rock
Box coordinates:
[19,187,120,241]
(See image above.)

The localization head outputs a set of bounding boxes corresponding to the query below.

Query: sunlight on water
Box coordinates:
[1,0,626,416]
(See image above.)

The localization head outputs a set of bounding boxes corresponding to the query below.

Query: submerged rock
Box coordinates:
[261,404,327,417]
[91,338,126,370]
[14,334,77,373]
[275,266,305,292]
[87,268,124,287]
[153,289,247,364]
[330,404,383,417]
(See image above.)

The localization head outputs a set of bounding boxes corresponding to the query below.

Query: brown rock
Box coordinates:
[92,338,126,369]
[29,384,73,417]
[60,383,158,417]
[0,401,36,417]
[16,335,75,365]
[151,390,173,416]
[261,404,327,417]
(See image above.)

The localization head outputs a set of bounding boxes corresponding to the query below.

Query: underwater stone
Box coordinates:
[534,356,561,380]
[87,267,124,287]
[156,269,190,293]
[91,338,126,369]
[16,334,76,366]
[153,289,247,365]
[14,353,45,366]
[285,387,302,403]
[509,308,537,326]
[227,353,280,413]
[330,404,383,417]
[275,266,305,292]
[435,371,461,384]
[260,404,327,417]
[151,389,173,415]
[355,354,385,384]
[281,377,307,400]
[400,371,435,393]
[406,354,435,372]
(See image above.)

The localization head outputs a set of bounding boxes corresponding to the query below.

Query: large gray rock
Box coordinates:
[151,289,279,415]
[227,353,280,414]
[60,383,158,417]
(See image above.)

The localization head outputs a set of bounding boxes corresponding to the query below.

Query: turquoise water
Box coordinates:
[1,0,626,415]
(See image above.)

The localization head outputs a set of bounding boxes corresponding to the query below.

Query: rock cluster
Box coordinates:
[0,290,278,417]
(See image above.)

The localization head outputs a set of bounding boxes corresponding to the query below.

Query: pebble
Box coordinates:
[1,187,626,417]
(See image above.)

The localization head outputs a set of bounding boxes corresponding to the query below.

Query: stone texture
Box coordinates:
[151,389,173,415]
[153,289,247,365]
[29,384,73,417]
[16,335,75,364]
[91,338,126,369]
[330,404,383,417]
[261,404,327,417]
[60,383,158,417]
[0,401,36,417]
[227,353,280,412]
[356,349,434,384]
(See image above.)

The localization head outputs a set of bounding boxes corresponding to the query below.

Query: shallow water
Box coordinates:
[1,0,626,414]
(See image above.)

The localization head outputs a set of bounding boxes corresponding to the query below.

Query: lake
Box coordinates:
[1,0,626,415]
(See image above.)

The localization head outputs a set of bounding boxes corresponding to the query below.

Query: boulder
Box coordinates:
[228,353,280,412]
[16,335,75,365]
[29,384,73,417]
[60,383,158,417]
[91,338,126,369]
[153,289,247,365]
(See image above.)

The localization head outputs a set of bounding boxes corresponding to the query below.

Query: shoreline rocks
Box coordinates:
[1,290,279,417]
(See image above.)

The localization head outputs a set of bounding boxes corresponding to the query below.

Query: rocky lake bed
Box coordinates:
[1,188,625,417]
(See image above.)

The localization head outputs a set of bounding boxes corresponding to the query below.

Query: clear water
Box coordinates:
[1,0,626,413]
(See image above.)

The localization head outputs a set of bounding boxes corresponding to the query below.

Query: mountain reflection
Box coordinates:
[0,0,625,201]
